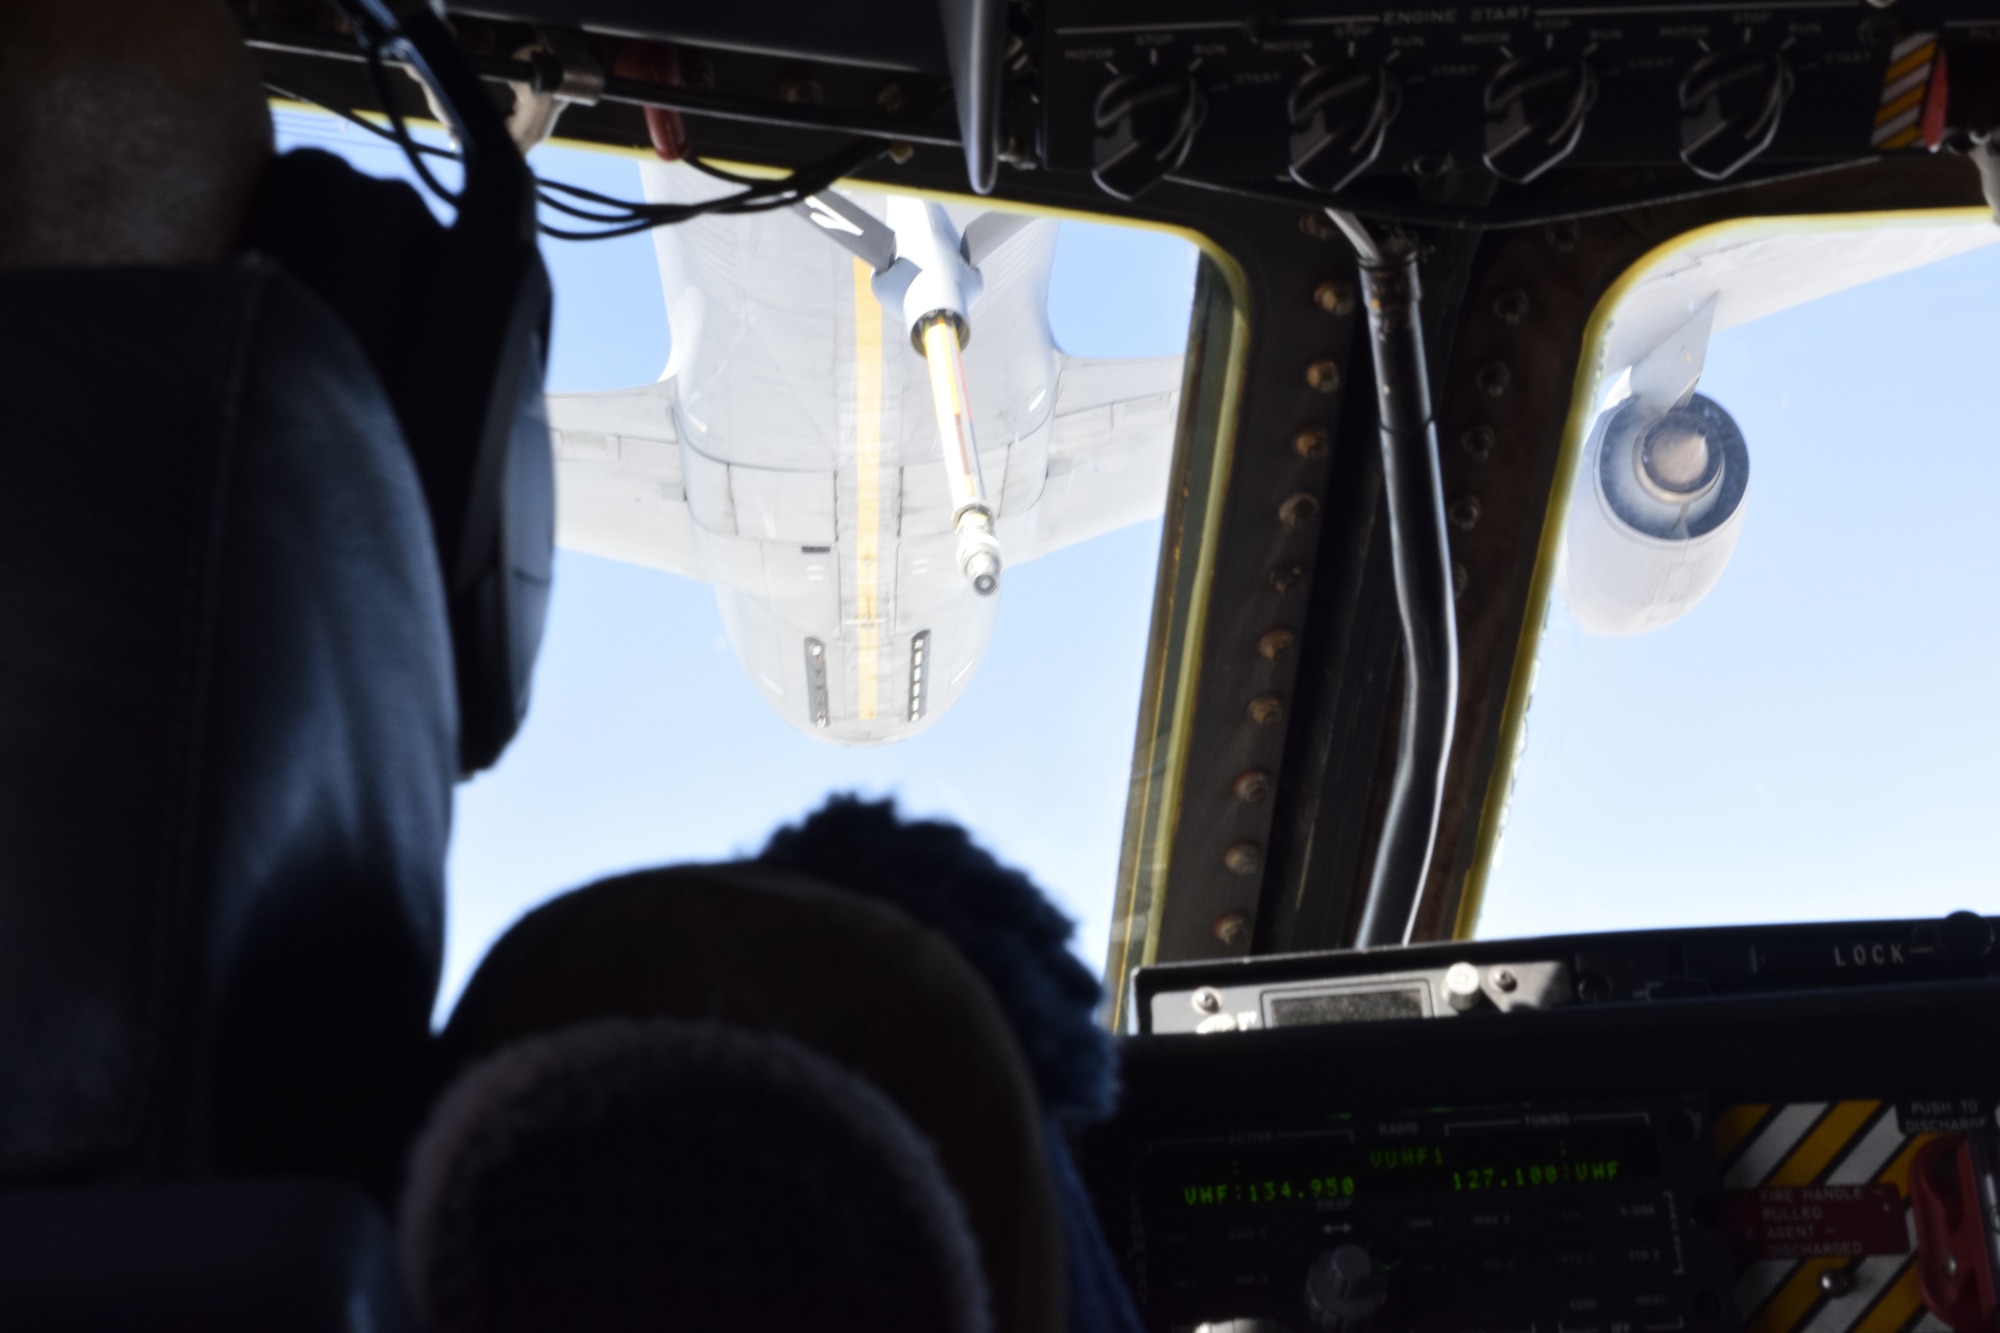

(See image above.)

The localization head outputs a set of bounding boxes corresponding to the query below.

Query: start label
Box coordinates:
[1726,1184,1908,1259]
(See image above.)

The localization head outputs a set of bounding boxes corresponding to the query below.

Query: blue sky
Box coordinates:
[273,111,1197,1015]
[1479,237,2000,938]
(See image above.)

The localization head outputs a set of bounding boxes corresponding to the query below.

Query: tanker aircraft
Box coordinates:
[545,179,1996,746]
[545,165,1185,746]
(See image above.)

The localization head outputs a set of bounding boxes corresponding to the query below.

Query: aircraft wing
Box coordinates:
[1601,216,2000,381]
[546,378,697,577]
[1019,352,1184,562]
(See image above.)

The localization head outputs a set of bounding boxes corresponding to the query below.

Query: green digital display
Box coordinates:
[1164,1126,1657,1209]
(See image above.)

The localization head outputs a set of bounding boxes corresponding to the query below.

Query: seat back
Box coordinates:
[432,862,1068,1332]
[0,259,457,1196]
[404,1017,991,1333]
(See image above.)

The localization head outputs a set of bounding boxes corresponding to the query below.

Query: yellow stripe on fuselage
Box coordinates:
[852,258,883,720]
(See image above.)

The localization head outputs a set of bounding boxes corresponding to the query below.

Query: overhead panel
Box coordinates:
[452,0,949,71]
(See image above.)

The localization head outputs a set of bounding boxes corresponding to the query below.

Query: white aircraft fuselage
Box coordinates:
[547,166,1183,744]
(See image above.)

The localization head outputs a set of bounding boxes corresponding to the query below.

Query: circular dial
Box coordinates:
[1304,1244,1387,1332]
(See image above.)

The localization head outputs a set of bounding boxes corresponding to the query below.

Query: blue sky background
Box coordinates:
[1479,238,2000,939]
[278,109,1999,1012]
[273,111,1197,1017]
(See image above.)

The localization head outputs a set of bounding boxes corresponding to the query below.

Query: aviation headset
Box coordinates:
[315,0,555,775]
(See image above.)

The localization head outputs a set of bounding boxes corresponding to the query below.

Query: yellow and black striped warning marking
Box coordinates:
[1721,1101,1943,1333]
[1872,33,1939,152]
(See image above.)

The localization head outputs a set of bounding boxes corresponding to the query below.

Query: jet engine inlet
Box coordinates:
[918,311,1003,596]
[1635,412,1724,504]
[1560,392,1750,636]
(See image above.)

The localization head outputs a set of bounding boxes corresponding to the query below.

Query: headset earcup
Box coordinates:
[240,149,554,773]
[446,251,553,775]
[455,310,554,773]
[365,215,551,777]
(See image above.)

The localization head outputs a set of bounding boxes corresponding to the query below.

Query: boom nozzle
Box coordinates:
[956,510,1001,596]
[917,311,1004,596]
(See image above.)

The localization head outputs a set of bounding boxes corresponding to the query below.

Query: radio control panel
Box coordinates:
[1106,1098,1734,1332]
[1086,930,2000,1333]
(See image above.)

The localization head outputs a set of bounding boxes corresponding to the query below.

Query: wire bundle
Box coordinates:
[268,34,884,242]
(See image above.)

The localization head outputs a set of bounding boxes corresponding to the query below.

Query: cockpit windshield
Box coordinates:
[275,109,1198,1013]
[1471,214,2000,941]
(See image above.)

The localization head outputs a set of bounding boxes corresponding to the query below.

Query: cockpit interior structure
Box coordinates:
[2,1,1999,1331]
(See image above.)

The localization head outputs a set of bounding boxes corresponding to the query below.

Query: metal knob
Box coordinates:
[1678,48,1792,180]
[1287,62,1399,193]
[1443,961,1485,1013]
[1091,72,1206,200]
[1482,55,1597,184]
[1305,1245,1387,1332]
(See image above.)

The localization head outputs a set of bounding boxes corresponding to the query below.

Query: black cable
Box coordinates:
[534,176,657,209]
[273,76,622,225]
[360,33,462,206]
[687,158,776,187]
[539,218,662,242]
[272,81,659,223]
[266,76,884,241]
[268,78,457,159]
[536,174,804,217]
[534,192,653,225]
[530,139,882,237]
[274,82,626,226]
[1338,217,1458,949]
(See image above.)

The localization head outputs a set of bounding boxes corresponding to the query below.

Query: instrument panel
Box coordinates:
[1086,924,2000,1333]
[1126,1098,1730,1331]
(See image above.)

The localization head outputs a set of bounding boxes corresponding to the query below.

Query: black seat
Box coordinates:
[0,256,457,1325]
[416,862,1069,1333]
[403,1015,994,1333]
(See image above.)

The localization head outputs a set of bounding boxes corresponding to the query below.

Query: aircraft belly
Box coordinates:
[634,163,1088,743]
[728,466,836,545]
[715,589,802,711]
[651,170,857,475]
[716,543,997,746]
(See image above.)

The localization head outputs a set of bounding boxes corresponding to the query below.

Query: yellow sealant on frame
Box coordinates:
[1107,260,1251,1035]
[1452,206,1996,940]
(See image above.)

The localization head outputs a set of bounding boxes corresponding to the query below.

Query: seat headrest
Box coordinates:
[402,1018,991,1333]
[437,862,1066,1333]
[0,259,456,1196]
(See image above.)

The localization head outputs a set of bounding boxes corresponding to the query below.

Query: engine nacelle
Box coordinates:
[1559,391,1750,635]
